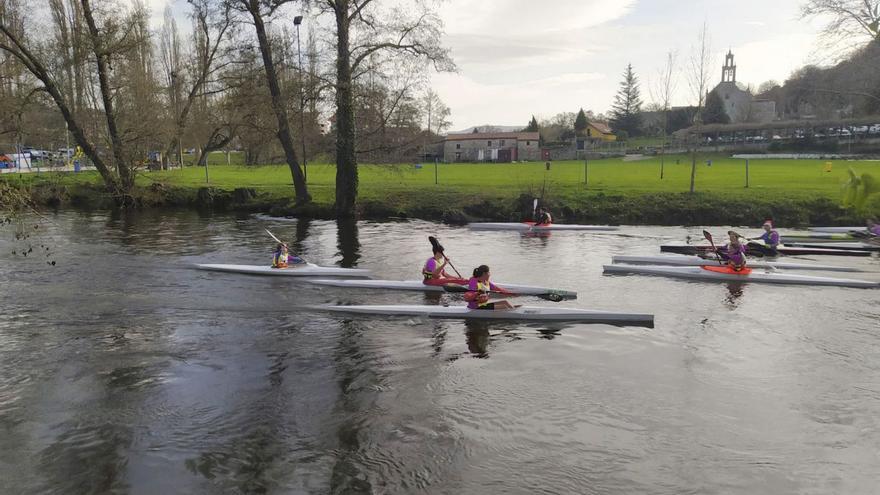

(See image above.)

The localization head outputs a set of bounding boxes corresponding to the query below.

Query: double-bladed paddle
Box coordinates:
[428,235,463,278]
[441,284,567,303]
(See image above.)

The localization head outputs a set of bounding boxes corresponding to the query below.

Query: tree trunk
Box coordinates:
[82,0,134,199]
[247,1,310,204]
[689,147,697,193]
[334,1,358,218]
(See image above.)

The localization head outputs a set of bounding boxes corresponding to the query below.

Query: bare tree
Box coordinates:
[321,0,454,217]
[229,0,310,204]
[802,0,880,54]
[422,88,450,135]
[687,22,713,193]
[651,50,676,179]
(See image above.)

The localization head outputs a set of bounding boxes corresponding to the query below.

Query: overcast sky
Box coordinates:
[143,0,829,131]
[432,0,828,130]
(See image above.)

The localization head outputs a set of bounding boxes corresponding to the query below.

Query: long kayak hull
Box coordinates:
[307,278,577,299]
[784,242,880,252]
[611,255,865,272]
[603,264,879,288]
[780,234,858,243]
[468,222,619,231]
[809,226,865,233]
[660,244,871,257]
[196,263,371,277]
[309,304,653,326]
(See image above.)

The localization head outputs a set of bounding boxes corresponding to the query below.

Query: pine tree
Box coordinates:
[703,89,730,124]
[609,64,643,137]
[524,115,539,132]
[574,108,588,135]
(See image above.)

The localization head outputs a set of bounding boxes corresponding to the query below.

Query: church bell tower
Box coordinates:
[721,50,736,83]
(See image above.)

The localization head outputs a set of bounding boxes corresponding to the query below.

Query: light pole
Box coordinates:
[294,15,307,182]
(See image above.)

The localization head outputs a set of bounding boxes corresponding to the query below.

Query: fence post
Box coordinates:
[745,158,749,188]
[584,158,588,186]
[434,158,439,185]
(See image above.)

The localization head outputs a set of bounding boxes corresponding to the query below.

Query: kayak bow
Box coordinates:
[468,222,619,231]
[611,254,866,272]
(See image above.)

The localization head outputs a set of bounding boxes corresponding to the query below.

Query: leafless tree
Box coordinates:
[687,22,713,193]
[321,0,454,217]
[651,50,677,179]
[802,0,880,55]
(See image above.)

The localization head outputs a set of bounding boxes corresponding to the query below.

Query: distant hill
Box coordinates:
[448,125,524,134]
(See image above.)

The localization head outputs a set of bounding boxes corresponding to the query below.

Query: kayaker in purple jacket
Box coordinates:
[719,231,747,271]
[749,220,780,248]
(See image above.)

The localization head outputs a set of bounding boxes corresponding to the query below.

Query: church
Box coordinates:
[711,51,776,124]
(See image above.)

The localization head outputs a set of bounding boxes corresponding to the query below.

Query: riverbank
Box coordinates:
[3,154,877,226]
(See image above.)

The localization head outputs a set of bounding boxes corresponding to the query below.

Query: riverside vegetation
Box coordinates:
[4,153,880,226]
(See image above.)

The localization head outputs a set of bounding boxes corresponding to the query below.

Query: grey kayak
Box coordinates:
[309,304,653,326]
[195,263,371,277]
[610,255,865,272]
[603,264,879,288]
[306,278,577,299]
[468,222,619,231]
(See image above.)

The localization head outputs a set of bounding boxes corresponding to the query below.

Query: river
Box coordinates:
[1,210,878,494]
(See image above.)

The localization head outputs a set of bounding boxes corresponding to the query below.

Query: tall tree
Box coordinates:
[687,22,713,193]
[650,50,677,178]
[524,115,538,132]
[322,0,453,217]
[422,89,450,135]
[231,0,310,204]
[574,108,588,135]
[609,64,643,137]
[702,89,730,124]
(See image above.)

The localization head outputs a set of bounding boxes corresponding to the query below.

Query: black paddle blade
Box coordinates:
[539,293,564,303]
[702,230,713,242]
[428,236,443,252]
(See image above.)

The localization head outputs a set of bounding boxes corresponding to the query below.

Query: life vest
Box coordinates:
[273,251,289,268]
[423,257,439,279]
[467,280,492,309]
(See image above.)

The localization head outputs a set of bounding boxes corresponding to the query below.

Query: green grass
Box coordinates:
[140,154,880,202]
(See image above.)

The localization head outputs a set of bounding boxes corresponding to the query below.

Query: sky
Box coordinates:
[142,0,830,131]
[431,0,830,130]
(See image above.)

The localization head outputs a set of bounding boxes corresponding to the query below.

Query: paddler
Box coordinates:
[464,265,517,310]
[422,245,467,285]
[272,243,305,268]
[868,218,880,236]
[748,220,780,249]
[718,231,748,271]
[534,207,552,226]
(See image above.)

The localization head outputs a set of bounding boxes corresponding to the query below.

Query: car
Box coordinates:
[840,129,852,137]
[869,124,880,134]
[772,135,782,140]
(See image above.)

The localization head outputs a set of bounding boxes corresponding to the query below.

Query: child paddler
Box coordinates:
[272,243,305,268]
[534,207,552,226]
[422,245,467,285]
[464,265,517,310]
[718,231,748,271]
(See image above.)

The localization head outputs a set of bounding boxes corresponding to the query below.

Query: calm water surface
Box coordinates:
[1,210,879,494]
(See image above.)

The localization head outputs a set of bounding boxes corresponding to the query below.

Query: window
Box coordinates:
[456,143,461,149]
[487,140,492,146]
[526,141,531,146]
[500,140,506,146]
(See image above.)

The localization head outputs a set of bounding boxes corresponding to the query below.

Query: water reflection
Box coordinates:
[464,321,491,357]
[289,218,311,257]
[336,218,360,268]
[723,284,745,308]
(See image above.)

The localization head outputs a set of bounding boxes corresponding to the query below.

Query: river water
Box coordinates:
[1,210,878,494]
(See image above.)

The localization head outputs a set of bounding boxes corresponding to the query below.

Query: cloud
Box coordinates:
[440,0,637,34]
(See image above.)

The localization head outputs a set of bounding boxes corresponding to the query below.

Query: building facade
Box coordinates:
[712,51,777,124]
[443,132,540,162]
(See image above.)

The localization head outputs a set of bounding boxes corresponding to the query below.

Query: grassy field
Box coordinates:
[142,154,879,203]
[6,153,878,223]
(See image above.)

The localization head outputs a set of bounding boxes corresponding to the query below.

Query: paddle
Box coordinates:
[702,230,724,265]
[427,235,463,278]
[532,198,538,220]
[441,284,566,303]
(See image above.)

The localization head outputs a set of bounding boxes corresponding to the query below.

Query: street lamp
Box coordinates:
[294,15,307,183]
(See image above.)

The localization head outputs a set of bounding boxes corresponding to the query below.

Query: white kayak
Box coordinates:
[195,263,371,277]
[306,278,577,298]
[468,222,619,231]
[809,226,865,233]
[611,255,865,272]
[603,264,879,288]
[309,304,653,325]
